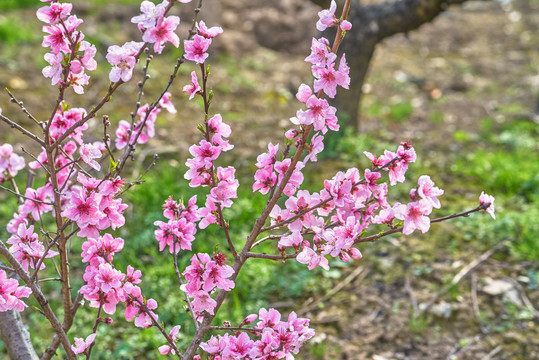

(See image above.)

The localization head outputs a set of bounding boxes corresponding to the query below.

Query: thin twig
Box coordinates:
[0,109,45,146]
[173,236,199,329]
[209,326,259,333]
[5,89,41,126]
[0,185,54,205]
[355,203,491,244]
[133,298,182,359]
[0,240,76,359]
[9,178,24,204]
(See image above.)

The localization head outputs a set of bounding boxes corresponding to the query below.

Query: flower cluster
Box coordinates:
[61,174,127,239]
[0,270,32,312]
[7,224,58,272]
[316,0,352,32]
[80,233,159,328]
[38,1,97,94]
[0,144,25,183]
[184,114,239,228]
[131,0,180,54]
[154,195,200,253]
[184,21,223,64]
[200,308,315,359]
[183,253,235,316]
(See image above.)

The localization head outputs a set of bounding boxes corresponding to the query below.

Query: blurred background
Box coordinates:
[0,0,537,359]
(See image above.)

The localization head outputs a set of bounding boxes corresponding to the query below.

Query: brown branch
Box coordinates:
[173,237,199,329]
[181,2,352,358]
[0,112,45,146]
[355,203,491,244]
[41,291,84,360]
[0,241,76,359]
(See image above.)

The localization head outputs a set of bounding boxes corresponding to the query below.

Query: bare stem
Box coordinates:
[0,241,76,359]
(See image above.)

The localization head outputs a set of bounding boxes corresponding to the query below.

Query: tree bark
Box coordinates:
[0,310,39,360]
[324,0,472,132]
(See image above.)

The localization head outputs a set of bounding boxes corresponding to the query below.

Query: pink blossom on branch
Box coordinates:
[196,20,223,39]
[36,2,72,25]
[0,270,32,312]
[479,192,496,219]
[71,333,96,355]
[131,0,169,29]
[316,0,338,31]
[184,34,212,64]
[142,15,180,54]
[79,143,102,171]
[183,71,201,100]
[106,41,143,82]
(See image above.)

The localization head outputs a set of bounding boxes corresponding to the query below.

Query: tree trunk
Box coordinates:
[0,310,39,360]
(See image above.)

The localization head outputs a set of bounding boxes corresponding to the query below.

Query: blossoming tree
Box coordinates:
[0,0,495,359]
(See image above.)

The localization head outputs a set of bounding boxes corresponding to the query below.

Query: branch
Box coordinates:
[41,291,84,360]
[354,203,491,244]
[350,0,471,42]
[0,112,45,146]
[0,241,76,359]
[173,237,199,329]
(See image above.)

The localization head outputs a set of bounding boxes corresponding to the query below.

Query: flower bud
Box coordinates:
[349,248,363,260]
[339,251,351,263]
[241,314,258,326]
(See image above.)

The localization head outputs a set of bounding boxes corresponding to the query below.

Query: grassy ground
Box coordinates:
[0,0,537,359]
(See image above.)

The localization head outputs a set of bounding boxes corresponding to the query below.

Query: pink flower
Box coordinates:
[416,175,444,209]
[42,52,63,85]
[79,143,102,171]
[253,166,277,194]
[36,2,72,24]
[158,325,181,355]
[0,270,32,312]
[42,24,69,54]
[393,201,432,235]
[479,192,496,219]
[79,41,97,71]
[184,35,212,64]
[143,15,180,54]
[61,188,105,228]
[191,290,217,315]
[95,263,125,293]
[340,20,352,31]
[196,21,223,39]
[21,185,53,221]
[159,92,177,113]
[183,71,201,100]
[305,37,336,68]
[316,0,337,31]
[71,333,96,355]
[209,166,239,208]
[208,114,233,150]
[106,42,143,82]
[296,246,329,270]
[67,71,90,94]
[131,0,169,29]
[0,144,25,180]
[313,54,350,98]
